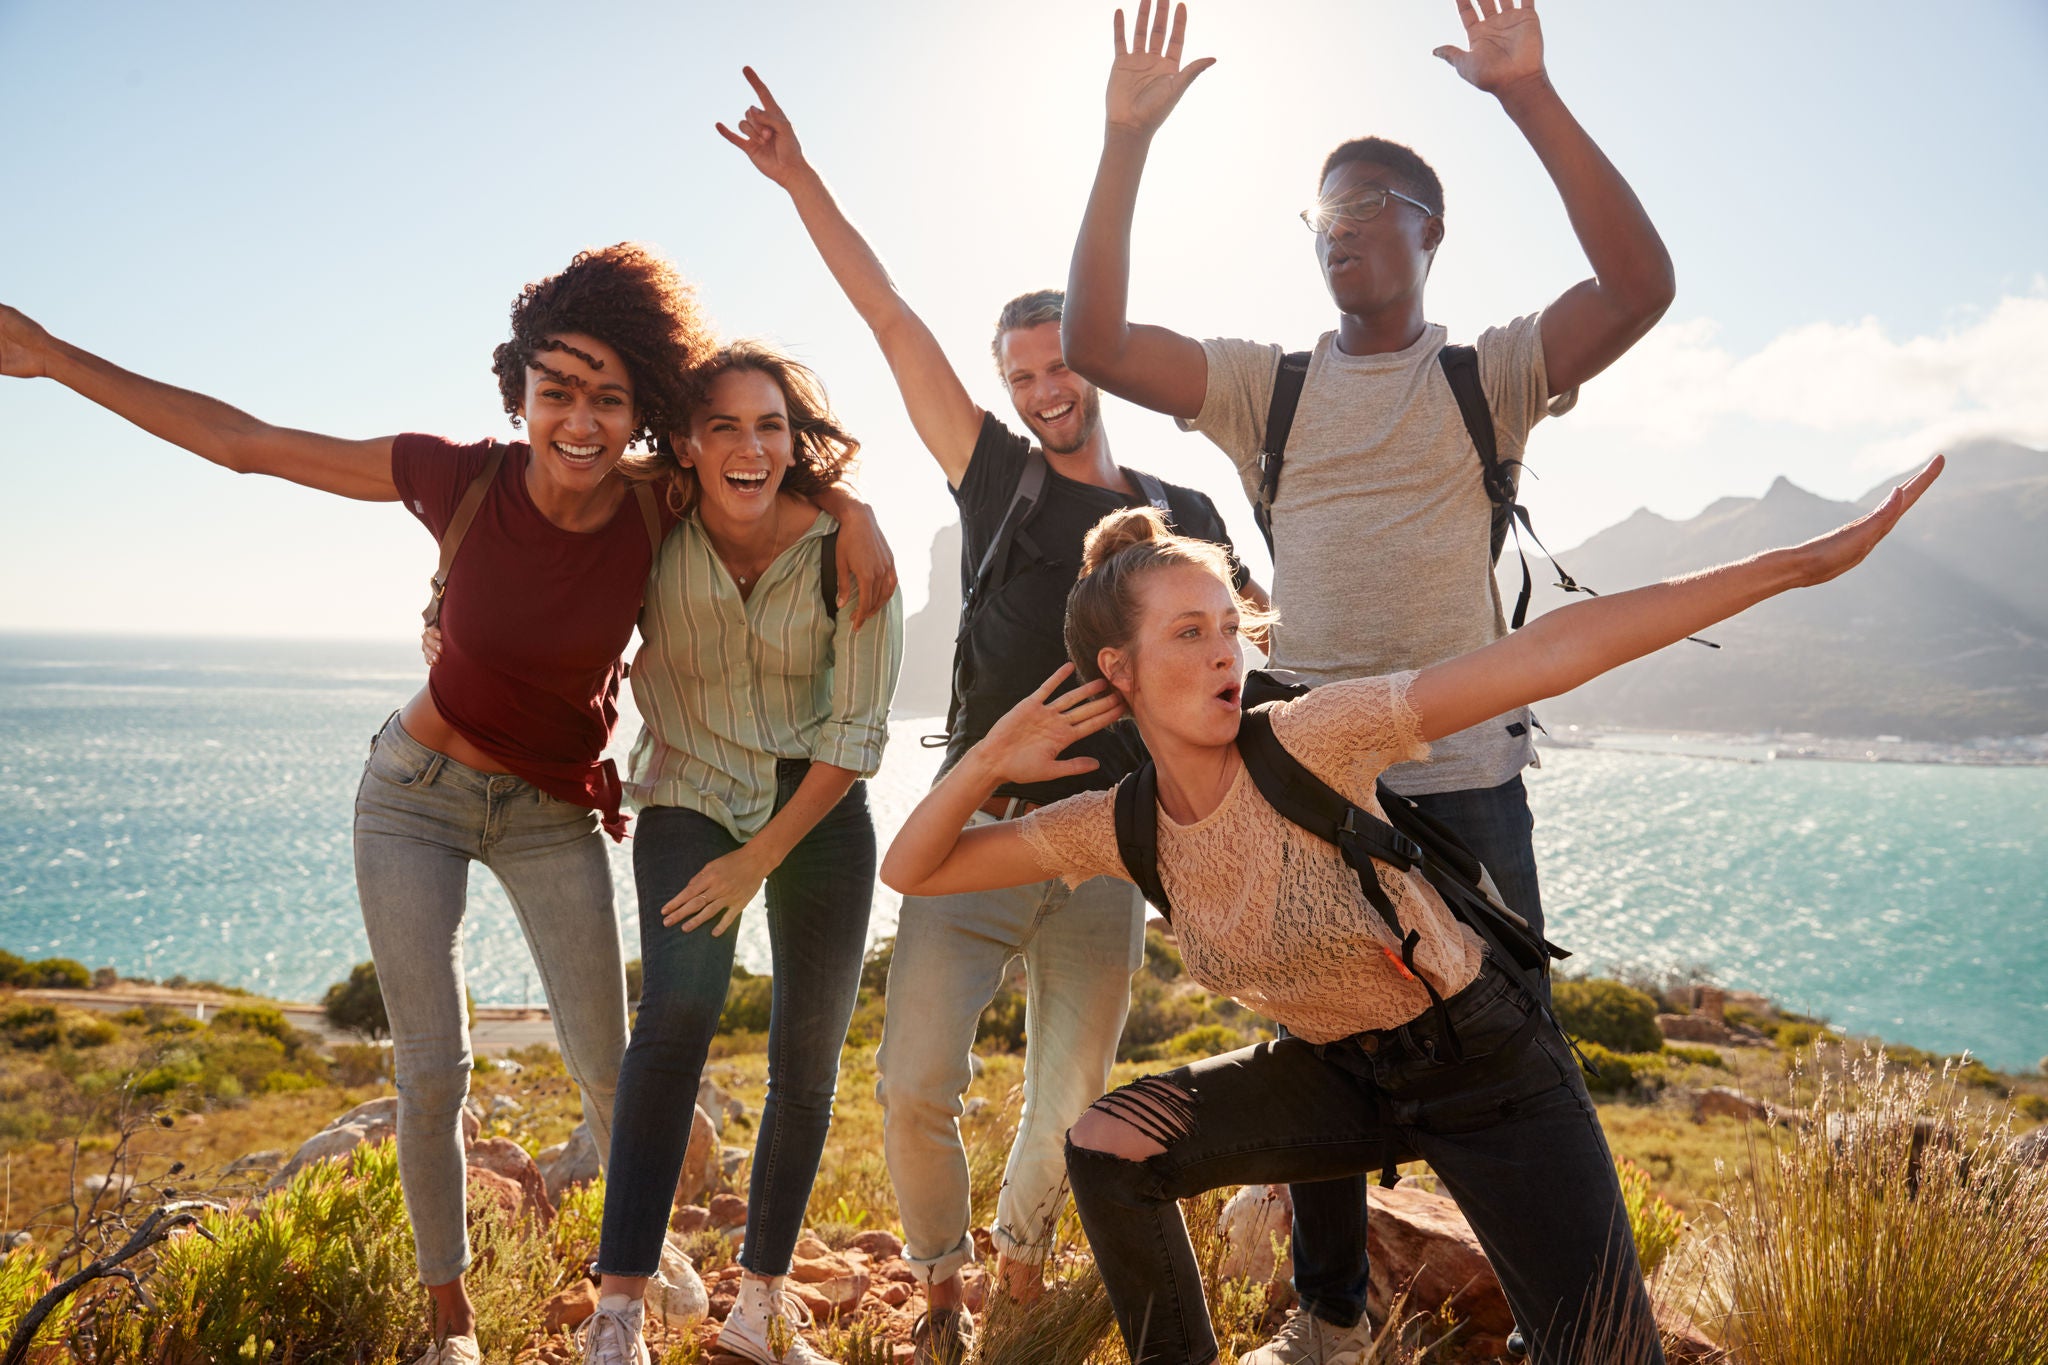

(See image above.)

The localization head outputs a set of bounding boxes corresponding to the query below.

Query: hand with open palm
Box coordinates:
[716,67,812,189]
[1434,0,1547,98]
[1105,0,1216,139]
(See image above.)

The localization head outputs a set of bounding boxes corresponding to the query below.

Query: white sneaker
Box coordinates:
[716,1274,841,1365]
[577,1295,651,1365]
[1239,1306,1373,1365]
[407,1337,480,1365]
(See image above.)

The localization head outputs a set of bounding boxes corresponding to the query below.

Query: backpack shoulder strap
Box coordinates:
[634,481,662,557]
[1254,351,1312,557]
[819,527,841,620]
[1112,763,1172,920]
[423,441,506,628]
[1235,708,1424,873]
[1127,467,1172,516]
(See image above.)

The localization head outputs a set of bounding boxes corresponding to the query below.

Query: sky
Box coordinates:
[3,0,2044,639]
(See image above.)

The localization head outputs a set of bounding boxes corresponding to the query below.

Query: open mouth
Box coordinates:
[724,470,770,495]
[1215,682,1241,708]
[552,441,606,469]
[1037,402,1076,425]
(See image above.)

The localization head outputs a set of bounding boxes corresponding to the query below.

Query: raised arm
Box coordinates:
[1408,458,1943,742]
[1060,1,1214,421]
[719,68,984,487]
[1435,0,1674,396]
[0,304,397,500]
[881,665,1126,898]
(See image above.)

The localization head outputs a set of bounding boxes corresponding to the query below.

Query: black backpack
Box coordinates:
[1111,674,1570,1063]
[1256,344,1714,649]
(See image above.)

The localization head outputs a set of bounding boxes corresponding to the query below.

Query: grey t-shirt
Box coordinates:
[1182,314,1573,796]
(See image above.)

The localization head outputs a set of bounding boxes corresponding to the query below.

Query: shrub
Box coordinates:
[0,1242,70,1355]
[625,957,644,1004]
[1143,925,1184,981]
[68,1015,120,1049]
[1662,1043,1727,1069]
[209,1003,296,1045]
[976,969,1027,1053]
[1,1003,63,1050]
[859,936,895,996]
[2016,1094,2048,1123]
[1552,978,1663,1054]
[25,957,92,990]
[1615,1157,1684,1275]
[322,961,388,1041]
[1575,1042,1669,1098]
[1772,1020,1830,1050]
[721,965,775,1035]
[1165,1024,1239,1058]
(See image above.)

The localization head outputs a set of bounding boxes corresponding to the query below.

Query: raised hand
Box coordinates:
[1434,0,1547,97]
[978,665,1129,785]
[715,67,811,188]
[1793,456,1944,587]
[1106,0,1215,138]
[0,304,55,380]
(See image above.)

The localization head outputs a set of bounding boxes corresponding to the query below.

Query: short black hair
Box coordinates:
[1318,138,1444,217]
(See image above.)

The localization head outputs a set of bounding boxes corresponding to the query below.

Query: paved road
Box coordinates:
[19,989,564,1057]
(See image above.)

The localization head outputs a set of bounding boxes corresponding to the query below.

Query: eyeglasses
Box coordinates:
[1299,187,1438,233]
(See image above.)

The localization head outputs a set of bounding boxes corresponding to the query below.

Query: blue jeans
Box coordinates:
[353,714,628,1286]
[1066,955,1659,1365]
[596,761,874,1278]
[1289,773,1545,1330]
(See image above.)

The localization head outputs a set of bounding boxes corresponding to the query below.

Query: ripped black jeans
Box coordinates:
[1065,957,1662,1365]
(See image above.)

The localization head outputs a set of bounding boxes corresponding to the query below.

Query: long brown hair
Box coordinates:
[628,339,860,518]
[1064,506,1276,684]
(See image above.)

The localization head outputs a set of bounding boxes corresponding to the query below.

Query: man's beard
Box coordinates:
[1032,387,1103,456]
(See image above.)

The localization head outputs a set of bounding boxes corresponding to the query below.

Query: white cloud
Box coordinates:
[1573,285,2048,478]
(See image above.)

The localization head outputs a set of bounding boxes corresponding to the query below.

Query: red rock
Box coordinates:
[959,1266,987,1314]
[849,1229,904,1259]
[878,1260,918,1284]
[1364,1184,1513,1359]
[467,1137,555,1225]
[672,1203,712,1234]
[542,1281,597,1332]
[466,1167,526,1226]
[1657,1306,1726,1363]
[969,1226,996,1259]
[875,1282,911,1308]
[676,1104,719,1207]
[707,1288,737,1322]
[1694,1086,1771,1124]
[709,1192,749,1228]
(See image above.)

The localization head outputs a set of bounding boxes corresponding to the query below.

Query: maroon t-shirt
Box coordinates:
[392,433,678,837]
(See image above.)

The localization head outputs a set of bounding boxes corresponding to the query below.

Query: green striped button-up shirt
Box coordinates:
[626,509,905,839]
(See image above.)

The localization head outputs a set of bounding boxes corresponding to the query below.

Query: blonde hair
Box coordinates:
[1064,506,1275,684]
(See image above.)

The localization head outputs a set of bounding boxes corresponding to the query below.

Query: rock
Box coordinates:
[535,1139,569,1176]
[267,1123,371,1190]
[790,1243,857,1284]
[466,1167,526,1225]
[969,1227,996,1260]
[1216,1183,1293,1284]
[494,1057,526,1077]
[673,1203,712,1234]
[328,1096,400,1144]
[222,1149,285,1179]
[878,1260,919,1284]
[1694,1087,1771,1125]
[876,1281,911,1308]
[461,1102,481,1144]
[6,1232,32,1251]
[1656,1304,1726,1363]
[1658,1014,1735,1046]
[542,1281,598,1332]
[719,1145,749,1181]
[962,1097,988,1117]
[958,1266,987,1314]
[649,1231,711,1325]
[697,1078,746,1132]
[543,1123,603,1207]
[849,1229,904,1260]
[676,1105,719,1206]
[2011,1127,2048,1169]
[82,1174,133,1201]
[466,1137,555,1224]
[1364,1184,1514,1359]
[486,1093,523,1120]
[709,1192,749,1228]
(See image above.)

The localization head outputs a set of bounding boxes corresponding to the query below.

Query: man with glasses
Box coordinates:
[1060,1,1673,1360]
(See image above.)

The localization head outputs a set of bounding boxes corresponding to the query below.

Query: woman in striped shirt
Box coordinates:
[580,342,904,1365]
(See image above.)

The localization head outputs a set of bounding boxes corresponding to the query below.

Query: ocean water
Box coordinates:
[3,634,2044,1072]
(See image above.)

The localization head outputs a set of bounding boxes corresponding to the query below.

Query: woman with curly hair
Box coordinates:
[573,342,903,1365]
[0,249,896,1365]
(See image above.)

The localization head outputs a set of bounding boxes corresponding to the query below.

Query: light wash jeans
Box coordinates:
[353,714,629,1285]
[876,812,1144,1284]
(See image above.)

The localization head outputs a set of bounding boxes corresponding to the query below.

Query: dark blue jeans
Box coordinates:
[1067,956,1659,1365]
[595,762,874,1278]
[1289,773,1546,1331]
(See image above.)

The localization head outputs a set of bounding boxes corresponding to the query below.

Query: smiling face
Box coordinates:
[518,332,638,496]
[1314,160,1443,319]
[997,321,1103,456]
[680,366,796,529]
[1099,562,1247,752]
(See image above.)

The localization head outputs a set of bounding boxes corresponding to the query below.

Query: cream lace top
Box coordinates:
[1017,673,1484,1043]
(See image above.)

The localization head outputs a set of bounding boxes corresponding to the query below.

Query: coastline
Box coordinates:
[1540,724,2048,768]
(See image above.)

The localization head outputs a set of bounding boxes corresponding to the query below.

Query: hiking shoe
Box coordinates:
[577,1296,650,1365]
[909,1306,976,1365]
[716,1275,839,1365]
[1239,1306,1373,1365]
[407,1337,480,1365]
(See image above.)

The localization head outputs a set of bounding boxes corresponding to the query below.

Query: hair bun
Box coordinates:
[1079,505,1170,578]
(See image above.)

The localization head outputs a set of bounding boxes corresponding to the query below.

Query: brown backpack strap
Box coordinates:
[634,481,662,556]
[422,442,506,628]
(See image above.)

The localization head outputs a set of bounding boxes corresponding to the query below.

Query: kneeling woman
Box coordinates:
[881,458,1940,1365]
[579,343,903,1365]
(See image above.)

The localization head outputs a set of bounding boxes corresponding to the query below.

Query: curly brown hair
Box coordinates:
[630,340,860,519]
[490,242,715,450]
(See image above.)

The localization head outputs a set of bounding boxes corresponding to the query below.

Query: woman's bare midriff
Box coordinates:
[398,689,513,775]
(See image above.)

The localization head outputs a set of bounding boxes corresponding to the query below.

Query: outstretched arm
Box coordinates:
[1436,0,1674,396]
[881,665,1127,897]
[1061,0,1214,421]
[0,304,396,500]
[1409,458,1943,742]
[720,68,983,487]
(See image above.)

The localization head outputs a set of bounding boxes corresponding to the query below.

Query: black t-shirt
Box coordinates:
[946,412,1247,804]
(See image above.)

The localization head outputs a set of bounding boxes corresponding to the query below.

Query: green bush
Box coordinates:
[210,1003,296,1045]
[1552,978,1663,1054]
[25,957,92,990]
[859,936,895,996]
[68,1015,120,1049]
[1165,1024,1238,1057]
[322,961,388,1041]
[1662,1043,1727,1069]
[1616,1157,1684,1275]
[1,1003,63,1050]
[721,965,775,1035]
[1575,1042,1669,1098]
[0,949,26,987]
[2015,1094,2048,1123]
[1773,1020,1830,1049]
[1143,925,1184,981]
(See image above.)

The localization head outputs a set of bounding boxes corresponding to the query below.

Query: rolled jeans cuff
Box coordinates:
[902,1230,976,1286]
